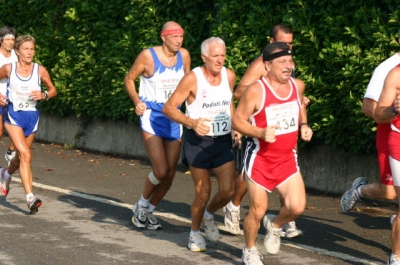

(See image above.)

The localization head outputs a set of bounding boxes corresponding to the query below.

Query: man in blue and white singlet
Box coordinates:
[163,37,241,252]
[0,35,57,214]
[124,21,191,230]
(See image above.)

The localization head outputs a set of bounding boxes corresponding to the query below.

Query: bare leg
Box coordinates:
[231,172,247,206]
[206,160,236,213]
[140,131,181,205]
[5,123,35,195]
[243,174,268,249]
[189,166,211,231]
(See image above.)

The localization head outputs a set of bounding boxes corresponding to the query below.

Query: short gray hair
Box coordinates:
[200,37,225,56]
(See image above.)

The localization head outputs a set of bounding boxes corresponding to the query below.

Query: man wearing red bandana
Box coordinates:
[124,21,191,230]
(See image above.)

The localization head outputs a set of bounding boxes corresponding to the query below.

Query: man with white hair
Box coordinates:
[163,36,240,252]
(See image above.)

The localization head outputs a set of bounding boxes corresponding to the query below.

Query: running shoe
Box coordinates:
[242,246,263,265]
[201,216,220,242]
[188,233,206,252]
[281,221,303,238]
[0,168,11,197]
[340,177,367,212]
[4,149,16,166]
[147,212,162,230]
[388,255,400,265]
[223,204,241,235]
[132,203,148,228]
[27,196,42,214]
[263,215,282,255]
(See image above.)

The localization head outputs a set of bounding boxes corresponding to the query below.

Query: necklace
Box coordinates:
[162,49,175,65]
[19,62,31,71]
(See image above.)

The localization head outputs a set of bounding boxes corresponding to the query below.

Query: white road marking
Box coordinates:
[11,178,385,265]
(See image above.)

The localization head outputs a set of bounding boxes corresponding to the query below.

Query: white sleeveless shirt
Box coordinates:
[8,62,41,111]
[0,49,17,95]
[185,66,232,137]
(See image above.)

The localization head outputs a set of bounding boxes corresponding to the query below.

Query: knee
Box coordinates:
[221,188,234,201]
[286,200,306,217]
[383,193,397,201]
[196,190,211,206]
[19,151,32,163]
[153,166,176,182]
[248,204,266,222]
[380,185,397,201]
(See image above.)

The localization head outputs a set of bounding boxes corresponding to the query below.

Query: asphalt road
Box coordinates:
[0,136,395,265]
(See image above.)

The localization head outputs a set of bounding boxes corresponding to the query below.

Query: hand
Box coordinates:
[300,124,313,142]
[232,130,242,148]
[394,94,400,114]
[303,96,310,107]
[193,118,211,136]
[29,90,43,101]
[0,93,7,106]
[261,125,279,143]
[135,101,147,116]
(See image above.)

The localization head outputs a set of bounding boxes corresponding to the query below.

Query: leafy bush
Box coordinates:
[0,0,399,154]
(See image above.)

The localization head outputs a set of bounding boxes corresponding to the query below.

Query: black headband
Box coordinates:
[263,49,292,62]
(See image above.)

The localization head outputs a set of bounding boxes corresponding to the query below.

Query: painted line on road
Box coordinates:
[14,178,385,265]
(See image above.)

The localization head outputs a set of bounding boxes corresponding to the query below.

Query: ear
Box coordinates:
[161,34,166,42]
[201,54,206,63]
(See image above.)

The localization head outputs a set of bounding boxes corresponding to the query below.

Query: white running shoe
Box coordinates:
[340,177,367,212]
[188,233,206,252]
[223,204,241,235]
[147,212,162,230]
[281,221,303,238]
[0,168,11,197]
[263,215,282,255]
[201,216,220,242]
[388,255,400,265]
[132,203,148,228]
[4,149,16,166]
[242,246,263,265]
[27,196,42,214]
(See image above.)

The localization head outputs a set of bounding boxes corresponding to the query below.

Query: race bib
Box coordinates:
[265,101,299,136]
[12,90,37,111]
[155,77,181,103]
[205,111,231,137]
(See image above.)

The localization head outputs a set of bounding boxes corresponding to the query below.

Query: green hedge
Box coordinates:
[0,0,399,154]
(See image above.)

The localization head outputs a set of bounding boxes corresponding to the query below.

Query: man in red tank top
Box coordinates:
[233,42,312,264]
[374,63,400,265]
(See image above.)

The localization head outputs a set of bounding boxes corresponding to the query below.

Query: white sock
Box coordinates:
[190,230,200,236]
[26,193,34,201]
[356,186,363,198]
[148,203,156,212]
[138,195,149,208]
[229,201,240,210]
[203,209,213,220]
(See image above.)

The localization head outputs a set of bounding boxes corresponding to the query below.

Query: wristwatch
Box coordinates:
[44,91,49,101]
[391,106,398,116]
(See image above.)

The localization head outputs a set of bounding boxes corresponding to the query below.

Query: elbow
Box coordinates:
[162,105,167,116]
[232,118,239,131]
[373,110,384,123]
[234,91,241,100]
[162,104,171,118]
[361,105,368,116]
